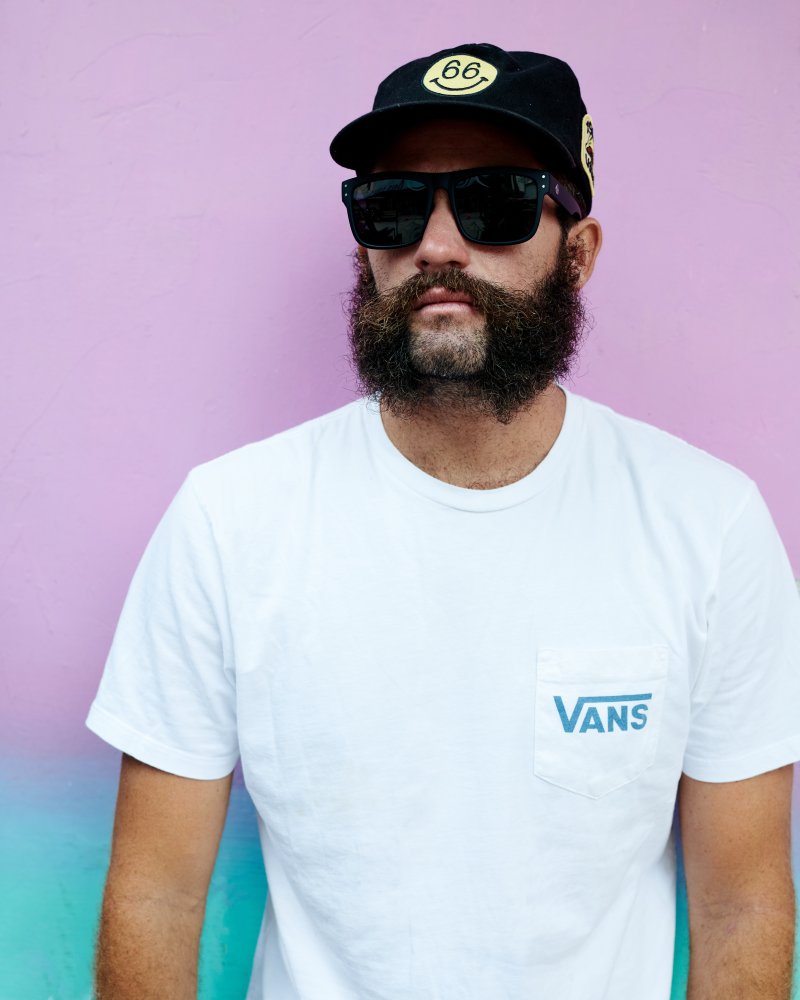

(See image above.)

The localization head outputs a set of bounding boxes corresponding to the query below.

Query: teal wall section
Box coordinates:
[0,755,266,1000]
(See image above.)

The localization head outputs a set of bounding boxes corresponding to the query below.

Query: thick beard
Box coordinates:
[346,236,589,425]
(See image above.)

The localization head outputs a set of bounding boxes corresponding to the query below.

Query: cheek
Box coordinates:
[499,236,563,290]
[477,251,545,291]
[366,251,407,294]
[365,251,386,289]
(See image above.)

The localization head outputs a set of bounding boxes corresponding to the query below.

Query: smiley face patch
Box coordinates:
[581,114,595,196]
[422,55,498,96]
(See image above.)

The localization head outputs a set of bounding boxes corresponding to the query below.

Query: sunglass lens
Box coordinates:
[454,172,540,244]
[351,178,429,248]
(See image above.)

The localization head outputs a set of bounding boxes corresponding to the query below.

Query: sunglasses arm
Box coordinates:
[545,176,583,220]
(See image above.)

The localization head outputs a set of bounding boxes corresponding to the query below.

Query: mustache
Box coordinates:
[357,266,530,325]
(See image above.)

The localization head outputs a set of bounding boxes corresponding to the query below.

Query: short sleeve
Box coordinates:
[683,483,800,781]
[86,472,239,779]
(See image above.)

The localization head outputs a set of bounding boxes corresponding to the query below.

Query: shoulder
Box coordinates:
[185,397,369,508]
[568,398,758,553]
[574,391,756,525]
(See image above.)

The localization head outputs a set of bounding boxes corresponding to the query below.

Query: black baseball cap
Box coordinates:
[329,42,595,216]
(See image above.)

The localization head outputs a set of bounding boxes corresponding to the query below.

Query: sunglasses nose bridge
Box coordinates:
[426,173,464,224]
[412,183,472,269]
[420,184,461,237]
[442,178,462,229]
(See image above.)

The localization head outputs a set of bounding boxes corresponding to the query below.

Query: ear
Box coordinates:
[569,216,603,289]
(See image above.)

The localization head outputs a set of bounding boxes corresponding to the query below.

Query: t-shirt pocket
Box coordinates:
[533,645,669,798]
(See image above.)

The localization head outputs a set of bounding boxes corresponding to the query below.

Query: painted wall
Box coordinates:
[1,1,798,997]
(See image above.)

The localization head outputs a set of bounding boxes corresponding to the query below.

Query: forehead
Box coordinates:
[370,117,545,173]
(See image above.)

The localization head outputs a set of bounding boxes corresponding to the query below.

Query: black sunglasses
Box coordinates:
[341,167,583,250]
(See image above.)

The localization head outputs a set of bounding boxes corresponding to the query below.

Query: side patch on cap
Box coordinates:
[581,114,595,196]
[422,55,498,96]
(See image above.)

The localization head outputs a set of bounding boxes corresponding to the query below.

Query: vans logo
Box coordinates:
[553,693,652,734]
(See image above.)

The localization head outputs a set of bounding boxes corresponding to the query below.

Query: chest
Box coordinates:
[229,496,702,846]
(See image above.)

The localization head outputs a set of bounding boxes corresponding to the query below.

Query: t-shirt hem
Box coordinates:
[85,701,239,780]
[682,734,800,782]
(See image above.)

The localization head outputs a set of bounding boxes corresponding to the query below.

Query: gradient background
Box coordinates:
[2,1,799,997]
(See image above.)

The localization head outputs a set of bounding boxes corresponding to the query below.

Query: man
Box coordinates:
[87,43,800,999]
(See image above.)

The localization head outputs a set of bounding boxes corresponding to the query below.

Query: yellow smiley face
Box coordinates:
[422,55,498,96]
[581,113,595,196]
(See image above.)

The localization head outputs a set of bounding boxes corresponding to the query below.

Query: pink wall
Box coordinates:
[2,1,798,757]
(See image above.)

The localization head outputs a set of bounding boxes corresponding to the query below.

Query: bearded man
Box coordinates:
[87,43,800,1000]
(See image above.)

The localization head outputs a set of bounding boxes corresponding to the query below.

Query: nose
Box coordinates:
[412,188,471,273]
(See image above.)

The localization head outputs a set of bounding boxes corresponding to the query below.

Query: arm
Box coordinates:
[95,752,233,1000]
[678,765,796,1000]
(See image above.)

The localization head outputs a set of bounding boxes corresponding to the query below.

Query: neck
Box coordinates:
[379,382,566,490]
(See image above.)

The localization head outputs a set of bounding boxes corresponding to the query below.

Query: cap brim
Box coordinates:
[329,102,576,174]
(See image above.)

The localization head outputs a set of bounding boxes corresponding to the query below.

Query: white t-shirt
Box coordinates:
[86,388,800,1000]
